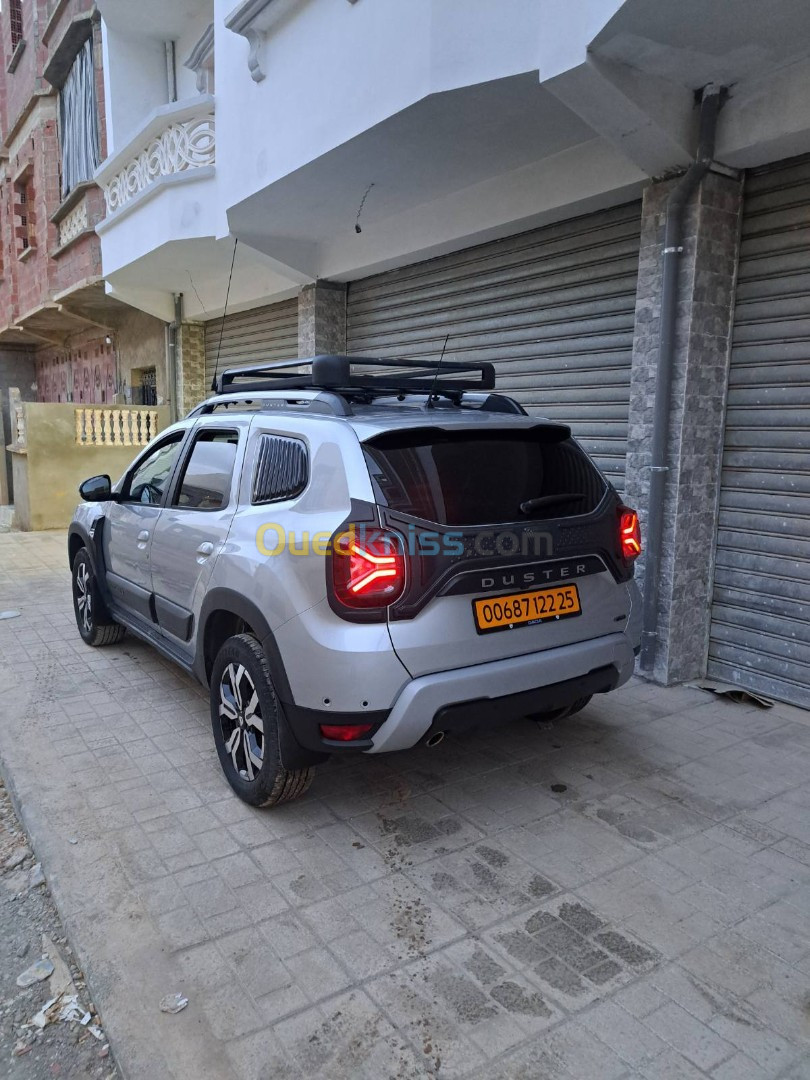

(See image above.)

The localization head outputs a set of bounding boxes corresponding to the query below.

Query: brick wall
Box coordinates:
[35,331,115,403]
[0,2,107,333]
[4,113,63,320]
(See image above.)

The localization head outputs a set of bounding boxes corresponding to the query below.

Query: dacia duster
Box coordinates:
[68,355,642,807]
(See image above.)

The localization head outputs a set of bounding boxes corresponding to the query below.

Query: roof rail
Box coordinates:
[186,389,354,419]
[212,354,496,397]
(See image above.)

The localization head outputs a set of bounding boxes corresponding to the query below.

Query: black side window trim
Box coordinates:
[251,433,309,505]
[170,427,241,512]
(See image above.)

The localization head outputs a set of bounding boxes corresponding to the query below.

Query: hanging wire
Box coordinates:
[213,238,239,388]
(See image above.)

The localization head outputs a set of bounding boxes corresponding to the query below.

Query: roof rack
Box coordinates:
[212,354,496,397]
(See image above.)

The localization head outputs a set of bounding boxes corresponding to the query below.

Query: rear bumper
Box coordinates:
[367,631,636,753]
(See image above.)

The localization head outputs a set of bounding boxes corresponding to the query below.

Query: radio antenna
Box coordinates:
[426,334,450,410]
[213,237,239,390]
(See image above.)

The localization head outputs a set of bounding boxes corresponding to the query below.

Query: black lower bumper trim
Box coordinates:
[429,664,620,735]
[278,701,390,764]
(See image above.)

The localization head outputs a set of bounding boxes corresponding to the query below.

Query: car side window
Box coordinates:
[173,430,239,511]
[123,435,185,505]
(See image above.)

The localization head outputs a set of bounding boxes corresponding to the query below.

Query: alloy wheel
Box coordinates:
[219,663,265,781]
[75,562,93,635]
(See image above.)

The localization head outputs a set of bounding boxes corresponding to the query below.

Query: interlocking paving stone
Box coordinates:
[1,530,810,1078]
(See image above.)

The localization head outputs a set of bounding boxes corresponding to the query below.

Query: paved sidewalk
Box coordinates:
[1,531,809,1080]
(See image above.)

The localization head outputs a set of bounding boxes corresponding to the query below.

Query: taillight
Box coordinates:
[619,507,641,561]
[332,527,406,608]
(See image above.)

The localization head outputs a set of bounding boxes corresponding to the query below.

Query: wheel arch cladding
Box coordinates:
[198,589,292,699]
[68,526,89,569]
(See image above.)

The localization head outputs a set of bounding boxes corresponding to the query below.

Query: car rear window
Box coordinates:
[363,427,606,526]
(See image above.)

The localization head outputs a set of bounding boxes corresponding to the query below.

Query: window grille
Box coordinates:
[252,435,308,504]
[9,0,23,49]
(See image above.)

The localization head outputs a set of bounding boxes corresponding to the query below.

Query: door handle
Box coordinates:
[196,542,215,557]
[137,530,150,543]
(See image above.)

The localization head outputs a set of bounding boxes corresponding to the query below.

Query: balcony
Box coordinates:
[96,96,215,229]
[92,91,303,322]
[93,96,226,318]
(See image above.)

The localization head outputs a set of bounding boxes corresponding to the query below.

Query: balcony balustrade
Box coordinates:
[96,97,215,224]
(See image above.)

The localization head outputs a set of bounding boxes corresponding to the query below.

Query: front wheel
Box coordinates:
[71,548,126,647]
[210,634,314,808]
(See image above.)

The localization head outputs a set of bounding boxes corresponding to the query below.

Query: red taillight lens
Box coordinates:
[619,508,641,560]
[332,527,406,608]
[319,723,373,741]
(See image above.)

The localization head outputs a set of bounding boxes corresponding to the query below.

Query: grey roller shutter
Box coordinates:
[347,202,641,492]
[708,154,810,708]
[204,298,298,388]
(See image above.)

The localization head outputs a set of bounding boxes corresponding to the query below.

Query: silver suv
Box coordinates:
[68,355,642,807]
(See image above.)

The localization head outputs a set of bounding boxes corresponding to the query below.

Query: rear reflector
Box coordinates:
[619,508,641,560]
[319,724,374,742]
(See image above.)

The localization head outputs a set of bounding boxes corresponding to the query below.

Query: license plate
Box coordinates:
[473,583,581,634]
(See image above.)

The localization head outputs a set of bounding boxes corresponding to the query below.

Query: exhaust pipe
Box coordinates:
[425,731,445,748]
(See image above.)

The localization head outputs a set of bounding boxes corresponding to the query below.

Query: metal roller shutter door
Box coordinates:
[346,202,642,492]
[708,154,810,707]
[204,298,298,387]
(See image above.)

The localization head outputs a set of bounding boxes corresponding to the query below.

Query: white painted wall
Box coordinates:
[536,0,625,80]
[97,0,637,321]
[98,172,220,278]
[96,0,810,331]
[213,0,552,215]
[102,25,169,153]
[315,140,646,283]
[176,11,215,100]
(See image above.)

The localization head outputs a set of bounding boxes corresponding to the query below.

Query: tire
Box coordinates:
[71,548,126,647]
[210,633,314,808]
[529,695,592,724]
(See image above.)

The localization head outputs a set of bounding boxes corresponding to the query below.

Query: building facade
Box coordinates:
[0,0,172,500]
[10,0,810,708]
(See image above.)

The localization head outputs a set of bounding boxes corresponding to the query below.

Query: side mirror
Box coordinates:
[79,474,114,502]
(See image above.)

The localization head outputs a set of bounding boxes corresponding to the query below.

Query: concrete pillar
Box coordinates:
[176,322,207,415]
[298,280,347,356]
[625,169,744,685]
[0,351,36,503]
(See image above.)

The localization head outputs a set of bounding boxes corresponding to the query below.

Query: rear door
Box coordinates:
[365,425,634,677]
[148,420,245,646]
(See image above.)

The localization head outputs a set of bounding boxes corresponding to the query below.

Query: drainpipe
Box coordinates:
[639,83,725,674]
[168,293,183,422]
[165,41,178,103]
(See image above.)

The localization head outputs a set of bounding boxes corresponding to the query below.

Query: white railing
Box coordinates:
[75,408,161,447]
[58,198,89,248]
[101,111,215,216]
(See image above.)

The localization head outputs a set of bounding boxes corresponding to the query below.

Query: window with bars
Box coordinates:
[14,176,35,255]
[9,0,23,49]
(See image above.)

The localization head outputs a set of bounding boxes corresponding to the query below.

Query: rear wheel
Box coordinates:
[71,548,126,647]
[529,695,592,724]
[210,633,314,807]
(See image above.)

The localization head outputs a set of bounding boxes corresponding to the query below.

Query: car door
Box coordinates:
[148,421,243,646]
[103,430,188,622]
